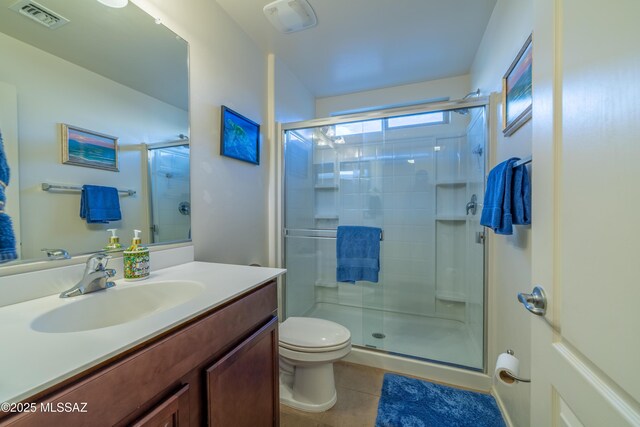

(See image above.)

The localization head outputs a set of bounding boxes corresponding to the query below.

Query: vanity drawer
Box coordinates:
[1,280,277,427]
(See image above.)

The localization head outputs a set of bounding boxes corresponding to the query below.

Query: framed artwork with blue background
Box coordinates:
[220,106,260,165]
[61,124,119,172]
[502,34,532,137]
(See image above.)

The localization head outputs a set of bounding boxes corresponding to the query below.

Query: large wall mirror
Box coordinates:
[0,0,190,266]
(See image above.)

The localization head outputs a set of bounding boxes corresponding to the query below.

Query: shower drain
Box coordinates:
[372,332,386,339]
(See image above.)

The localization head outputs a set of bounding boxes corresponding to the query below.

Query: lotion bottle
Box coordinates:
[123,229,150,280]
[104,229,122,251]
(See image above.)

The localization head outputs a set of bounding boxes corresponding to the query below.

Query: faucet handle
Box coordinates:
[86,252,112,272]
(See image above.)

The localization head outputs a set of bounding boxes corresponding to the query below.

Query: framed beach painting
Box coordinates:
[61,124,119,171]
[502,34,533,137]
[220,106,260,165]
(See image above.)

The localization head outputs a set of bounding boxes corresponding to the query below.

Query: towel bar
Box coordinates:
[512,156,532,168]
[42,183,136,196]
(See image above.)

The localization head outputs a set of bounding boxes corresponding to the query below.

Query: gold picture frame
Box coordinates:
[502,34,533,137]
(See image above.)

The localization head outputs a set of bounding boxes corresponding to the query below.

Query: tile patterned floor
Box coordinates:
[280,362,385,427]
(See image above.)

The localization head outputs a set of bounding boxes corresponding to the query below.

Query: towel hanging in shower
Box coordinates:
[336,225,381,284]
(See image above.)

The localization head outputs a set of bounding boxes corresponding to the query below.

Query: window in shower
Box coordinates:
[283,104,486,371]
[386,111,448,128]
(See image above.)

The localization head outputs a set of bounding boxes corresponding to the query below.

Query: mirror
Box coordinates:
[0,0,190,265]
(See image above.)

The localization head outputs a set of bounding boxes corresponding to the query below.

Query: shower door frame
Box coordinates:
[145,141,191,244]
[279,96,490,373]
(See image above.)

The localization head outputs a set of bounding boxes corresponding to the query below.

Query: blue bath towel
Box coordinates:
[480,158,519,235]
[0,130,17,263]
[336,226,381,284]
[80,185,122,224]
[511,163,531,225]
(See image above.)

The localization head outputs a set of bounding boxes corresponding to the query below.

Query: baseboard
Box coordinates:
[491,387,515,427]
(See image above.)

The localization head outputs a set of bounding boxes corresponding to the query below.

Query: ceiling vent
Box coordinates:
[263,0,317,34]
[9,0,69,29]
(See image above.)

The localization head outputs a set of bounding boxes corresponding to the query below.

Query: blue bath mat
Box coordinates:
[375,373,506,427]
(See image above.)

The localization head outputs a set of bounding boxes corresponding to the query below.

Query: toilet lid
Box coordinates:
[279,317,351,349]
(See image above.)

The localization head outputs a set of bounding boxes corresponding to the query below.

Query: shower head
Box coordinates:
[453,89,480,115]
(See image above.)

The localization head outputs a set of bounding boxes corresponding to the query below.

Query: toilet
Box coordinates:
[279,317,352,412]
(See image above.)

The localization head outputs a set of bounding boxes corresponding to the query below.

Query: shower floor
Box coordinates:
[305,302,483,369]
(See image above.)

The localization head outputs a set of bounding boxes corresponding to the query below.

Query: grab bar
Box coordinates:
[284,228,384,241]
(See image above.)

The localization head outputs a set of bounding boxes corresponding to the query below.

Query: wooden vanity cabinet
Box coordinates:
[0,280,279,427]
[206,317,278,427]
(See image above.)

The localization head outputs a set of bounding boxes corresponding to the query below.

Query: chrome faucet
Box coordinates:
[41,248,71,260]
[60,253,116,298]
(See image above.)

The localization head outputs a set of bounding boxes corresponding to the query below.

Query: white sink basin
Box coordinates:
[31,280,205,333]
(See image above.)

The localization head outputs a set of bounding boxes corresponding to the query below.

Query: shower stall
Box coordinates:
[147,143,191,243]
[281,99,487,371]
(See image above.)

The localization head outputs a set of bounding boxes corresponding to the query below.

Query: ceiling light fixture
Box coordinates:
[263,0,317,34]
[96,0,128,8]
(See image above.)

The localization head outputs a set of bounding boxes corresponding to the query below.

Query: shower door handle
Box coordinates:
[466,194,478,215]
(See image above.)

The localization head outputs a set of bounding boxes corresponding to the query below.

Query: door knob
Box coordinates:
[517,286,546,316]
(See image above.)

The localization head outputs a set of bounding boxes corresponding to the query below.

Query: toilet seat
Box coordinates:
[279,317,351,351]
[279,340,350,353]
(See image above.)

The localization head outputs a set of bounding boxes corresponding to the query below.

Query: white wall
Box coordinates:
[135,0,269,266]
[275,57,315,123]
[0,32,187,260]
[469,0,533,425]
[315,74,470,118]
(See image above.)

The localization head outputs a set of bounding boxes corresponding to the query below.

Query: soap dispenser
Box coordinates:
[123,229,150,281]
[104,229,122,251]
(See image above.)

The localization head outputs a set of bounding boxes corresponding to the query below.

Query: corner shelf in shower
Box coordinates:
[435,291,467,303]
[435,215,467,221]
[314,214,339,220]
[435,180,467,186]
[314,184,339,190]
[315,280,339,288]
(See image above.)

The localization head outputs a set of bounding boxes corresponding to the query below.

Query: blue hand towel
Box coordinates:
[336,225,381,284]
[480,158,519,235]
[0,130,18,263]
[80,185,122,224]
[511,163,531,225]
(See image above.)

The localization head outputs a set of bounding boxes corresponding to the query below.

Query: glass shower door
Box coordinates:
[147,144,190,243]
[283,103,486,370]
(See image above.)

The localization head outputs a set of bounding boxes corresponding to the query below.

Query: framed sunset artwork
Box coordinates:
[61,124,119,172]
[502,34,533,137]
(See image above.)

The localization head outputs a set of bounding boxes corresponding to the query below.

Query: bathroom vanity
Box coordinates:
[0,260,284,426]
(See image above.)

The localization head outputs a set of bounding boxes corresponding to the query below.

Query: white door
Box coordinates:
[530,0,640,425]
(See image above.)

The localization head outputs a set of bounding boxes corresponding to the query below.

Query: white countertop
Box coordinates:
[0,261,285,403]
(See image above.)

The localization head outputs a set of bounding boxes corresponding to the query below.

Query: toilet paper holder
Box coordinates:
[500,350,531,383]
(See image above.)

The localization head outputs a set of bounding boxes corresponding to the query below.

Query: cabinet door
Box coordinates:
[131,384,190,427]
[206,317,279,427]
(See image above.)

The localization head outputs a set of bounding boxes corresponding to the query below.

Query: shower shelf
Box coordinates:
[314,185,339,190]
[315,280,338,288]
[436,292,467,303]
[435,215,467,221]
[315,214,339,220]
[435,180,467,186]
